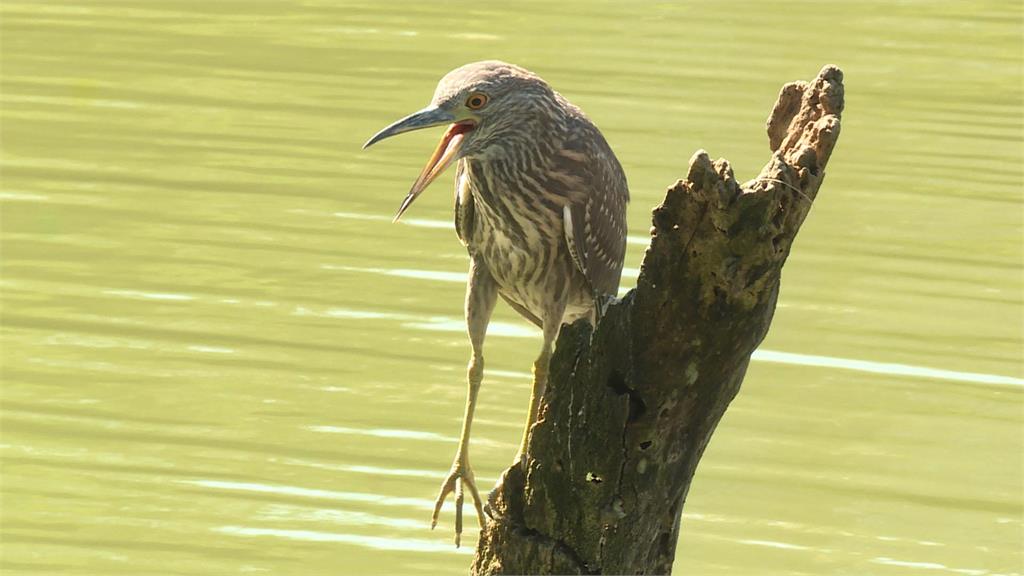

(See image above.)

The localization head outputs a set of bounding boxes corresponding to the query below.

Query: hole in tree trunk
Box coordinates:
[607,369,647,423]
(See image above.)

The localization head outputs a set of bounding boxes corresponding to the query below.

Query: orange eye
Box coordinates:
[466,92,489,110]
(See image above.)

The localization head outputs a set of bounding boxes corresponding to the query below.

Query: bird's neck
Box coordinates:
[469,102,567,164]
[463,144,570,221]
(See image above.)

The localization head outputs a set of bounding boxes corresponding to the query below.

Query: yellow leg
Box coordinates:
[515,298,564,465]
[431,256,495,547]
[431,355,486,547]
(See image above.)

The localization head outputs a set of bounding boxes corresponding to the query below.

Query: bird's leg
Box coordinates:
[431,354,485,546]
[515,313,562,466]
[431,257,496,547]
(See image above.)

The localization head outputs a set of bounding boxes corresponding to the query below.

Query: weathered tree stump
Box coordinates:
[471,65,845,575]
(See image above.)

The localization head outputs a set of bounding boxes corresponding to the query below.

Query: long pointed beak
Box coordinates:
[363,106,456,150]
[363,106,474,222]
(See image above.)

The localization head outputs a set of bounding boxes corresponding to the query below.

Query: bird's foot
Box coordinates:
[431,455,485,548]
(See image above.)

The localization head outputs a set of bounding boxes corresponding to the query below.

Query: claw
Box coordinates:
[431,457,486,547]
[430,474,453,530]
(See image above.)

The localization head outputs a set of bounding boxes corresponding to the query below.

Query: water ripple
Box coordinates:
[214,526,472,554]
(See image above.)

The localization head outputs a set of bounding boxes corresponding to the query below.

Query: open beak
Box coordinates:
[363,106,475,222]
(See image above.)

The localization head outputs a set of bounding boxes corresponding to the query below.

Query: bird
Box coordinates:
[363,60,629,546]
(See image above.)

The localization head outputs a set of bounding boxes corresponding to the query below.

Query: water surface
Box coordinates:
[1,1,1021,574]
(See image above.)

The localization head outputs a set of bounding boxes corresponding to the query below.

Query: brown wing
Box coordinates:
[560,125,629,297]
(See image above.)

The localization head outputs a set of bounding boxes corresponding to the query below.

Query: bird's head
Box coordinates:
[363,60,555,221]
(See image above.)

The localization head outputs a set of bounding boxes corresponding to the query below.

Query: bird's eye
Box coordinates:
[466,93,489,110]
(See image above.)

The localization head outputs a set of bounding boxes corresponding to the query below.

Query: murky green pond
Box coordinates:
[1,1,1021,574]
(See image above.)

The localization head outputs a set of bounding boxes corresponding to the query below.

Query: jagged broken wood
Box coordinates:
[470,65,845,575]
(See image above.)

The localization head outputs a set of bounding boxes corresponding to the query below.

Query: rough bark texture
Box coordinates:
[470,65,845,575]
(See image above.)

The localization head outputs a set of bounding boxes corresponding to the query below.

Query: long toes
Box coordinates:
[431,475,457,529]
[454,478,465,547]
[462,476,486,527]
[431,466,486,542]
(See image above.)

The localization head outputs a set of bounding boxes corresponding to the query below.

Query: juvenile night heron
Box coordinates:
[363,60,628,545]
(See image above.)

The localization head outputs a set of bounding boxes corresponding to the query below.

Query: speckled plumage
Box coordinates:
[447,61,629,325]
[365,60,628,545]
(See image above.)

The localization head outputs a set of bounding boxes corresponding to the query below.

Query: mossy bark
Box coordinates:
[471,65,845,575]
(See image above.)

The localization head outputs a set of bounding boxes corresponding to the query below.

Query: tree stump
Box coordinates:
[471,65,845,575]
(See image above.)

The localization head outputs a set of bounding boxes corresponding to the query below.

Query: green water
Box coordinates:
[1,1,1021,574]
